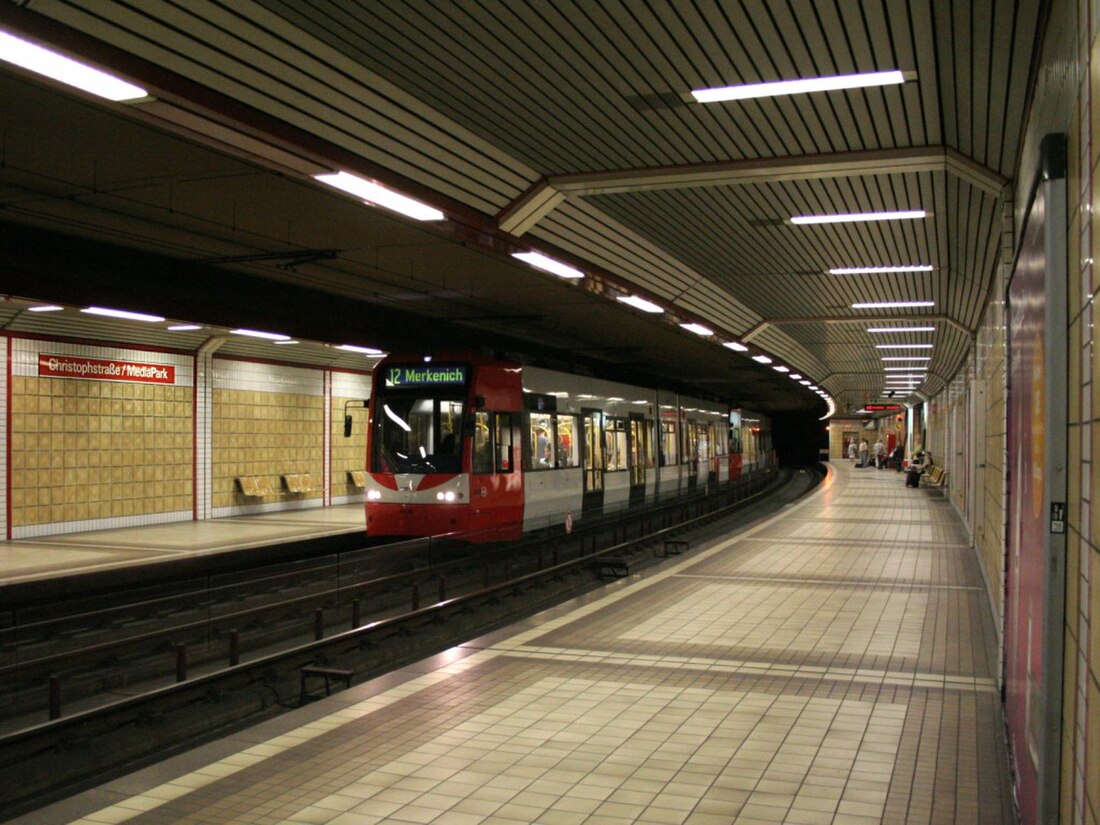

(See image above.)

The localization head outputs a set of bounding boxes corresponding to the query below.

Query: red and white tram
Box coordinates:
[364,353,773,542]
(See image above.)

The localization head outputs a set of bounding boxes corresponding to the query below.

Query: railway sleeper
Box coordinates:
[593,557,630,579]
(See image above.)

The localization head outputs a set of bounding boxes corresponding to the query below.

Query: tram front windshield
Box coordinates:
[372,393,465,474]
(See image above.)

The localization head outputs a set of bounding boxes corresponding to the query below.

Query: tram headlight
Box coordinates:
[436,491,457,502]
[367,490,382,500]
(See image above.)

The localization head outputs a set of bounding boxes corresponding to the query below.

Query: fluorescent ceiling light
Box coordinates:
[752,354,773,364]
[0,31,148,102]
[882,356,931,361]
[885,375,926,380]
[876,344,933,349]
[773,365,790,373]
[791,210,925,225]
[809,385,819,390]
[884,366,928,371]
[852,301,935,309]
[867,326,936,333]
[617,295,664,313]
[231,328,290,341]
[691,69,904,104]
[167,324,202,331]
[273,340,299,345]
[314,171,444,221]
[680,322,713,336]
[511,251,584,280]
[830,265,933,274]
[82,306,165,323]
[337,344,385,355]
[799,380,812,386]
[790,373,803,380]
[28,305,63,312]
[723,341,749,352]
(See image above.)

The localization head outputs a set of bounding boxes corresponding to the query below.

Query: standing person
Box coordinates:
[858,438,869,468]
[891,442,905,471]
[847,439,857,464]
[873,438,885,469]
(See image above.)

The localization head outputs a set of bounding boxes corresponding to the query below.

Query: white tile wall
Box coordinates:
[212,358,323,395]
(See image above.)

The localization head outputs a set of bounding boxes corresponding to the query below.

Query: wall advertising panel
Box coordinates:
[1005,134,1067,825]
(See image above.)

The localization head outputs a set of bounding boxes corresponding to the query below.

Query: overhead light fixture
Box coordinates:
[882,356,931,361]
[885,375,926,380]
[337,344,385,355]
[799,380,812,386]
[314,171,444,221]
[231,328,291,341]
[0,30,148,102]
[690,69,905,104]
[723,341,749,352]
[28,305,64,312]
[680,322,714,336]
[790,373,803,380]
[511,251,584,280]
[82,306,165,323]
[867,326,936,333]
[273,340,300,345]
[791,210,925,225]
[809,385,819,390]
[752,354,773,364]
[617,295,664,313]
[773,365,790,373]
[829,265,933,274]
[852,301,935,309]
[876,343,933,349]
[884,366,928,371]
[167,324,202,331]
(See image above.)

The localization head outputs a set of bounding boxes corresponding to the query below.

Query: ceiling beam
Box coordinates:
[751,314,972,337]
[498,146,1007,235]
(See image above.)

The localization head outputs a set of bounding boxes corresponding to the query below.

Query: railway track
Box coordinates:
[0,465,820,817]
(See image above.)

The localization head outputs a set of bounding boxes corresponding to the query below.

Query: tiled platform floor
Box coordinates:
[0,504,366,585]
[18,463,1015,824]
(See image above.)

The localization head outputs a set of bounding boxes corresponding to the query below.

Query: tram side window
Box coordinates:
[659,421,678,466]
[528,412,556,469]
[605,418,628,471]
[555,414,579,467]
[496,413,514,473]
[472,411,492,474]
[645,420,656,467]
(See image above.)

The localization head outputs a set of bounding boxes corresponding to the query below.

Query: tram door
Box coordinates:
[685,420,700,490]
[582,409,604,515]
[628,413,647,505]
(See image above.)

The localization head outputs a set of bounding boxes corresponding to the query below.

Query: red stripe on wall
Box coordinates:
[192,353,199,521]
[6,336,12,539]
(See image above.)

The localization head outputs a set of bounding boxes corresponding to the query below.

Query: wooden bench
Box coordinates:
[593,557,630,579]
[922,466,947,487]
[348,470,368,488]
[299,665,353,706]
[236,476,273,497]
[661,539,689,557]
[283,473,319,494]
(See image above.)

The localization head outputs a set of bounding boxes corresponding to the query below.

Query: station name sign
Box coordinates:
[383,364,467,388]
[38,354,176,384]
[864,403,902,411]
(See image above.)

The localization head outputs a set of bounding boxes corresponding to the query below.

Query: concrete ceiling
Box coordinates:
[0,1,1045,414]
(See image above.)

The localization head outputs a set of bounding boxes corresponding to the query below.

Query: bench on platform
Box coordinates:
[236,476,273,497]
[283,473,319,494]
[922,466,947,488]
[299,665,353,706]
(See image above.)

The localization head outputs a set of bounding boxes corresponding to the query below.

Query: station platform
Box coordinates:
[0,505,367,587]
[15,462,1014,825]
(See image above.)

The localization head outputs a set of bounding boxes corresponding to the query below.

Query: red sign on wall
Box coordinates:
[38,354,176,384]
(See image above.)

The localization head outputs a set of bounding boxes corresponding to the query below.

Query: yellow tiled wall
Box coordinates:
[8,376,193,526]
[332,396,368,496]
[211,389,324,507]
